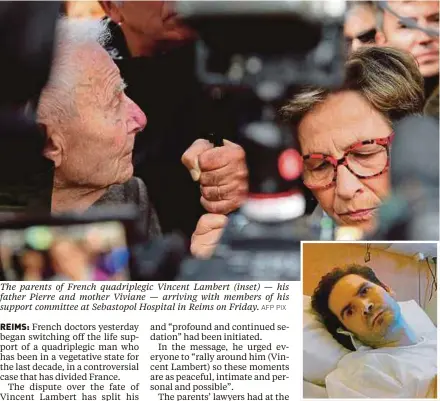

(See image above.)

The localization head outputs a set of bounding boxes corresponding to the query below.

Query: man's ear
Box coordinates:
[42,125,63,168]
[384,284,396,299]
[99,1,124,24]
[375,30,387,46]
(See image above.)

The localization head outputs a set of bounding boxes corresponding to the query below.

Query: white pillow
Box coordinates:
[303,295,436,385]
[400,300,437,336]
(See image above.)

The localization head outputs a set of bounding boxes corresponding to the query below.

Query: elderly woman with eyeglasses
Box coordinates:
[281,46,425,234]
[190,46,425,258]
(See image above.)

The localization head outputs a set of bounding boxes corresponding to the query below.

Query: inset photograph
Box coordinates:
[303,242,437,398]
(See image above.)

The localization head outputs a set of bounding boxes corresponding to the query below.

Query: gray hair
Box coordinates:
[281,46,425,127]
[37,17,111,124]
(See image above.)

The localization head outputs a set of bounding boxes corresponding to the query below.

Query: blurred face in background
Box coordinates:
[100,1,196,56]
[298,91,392,234]
[50,240,90,280]
[377,1,439,78]
[20,250,45,280]
[344,3,377,52]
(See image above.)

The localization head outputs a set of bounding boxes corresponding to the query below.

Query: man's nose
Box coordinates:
[414,22,435,46]
[361,300,374,315]
[417,31,434,46]
[127,97,147,133]
[335,165,364,200]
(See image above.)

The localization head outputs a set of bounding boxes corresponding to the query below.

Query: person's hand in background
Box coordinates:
[182,139,248,214]
[190,213,227,259]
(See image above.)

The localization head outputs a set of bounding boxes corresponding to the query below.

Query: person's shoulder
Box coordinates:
[122,177,149,207]
[94,178,160,235]
[424,85,439,119]
[93,177,146,206]
[124,177,162,239]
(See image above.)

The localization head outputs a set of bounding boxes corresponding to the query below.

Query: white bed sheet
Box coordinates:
[325,331,437,398]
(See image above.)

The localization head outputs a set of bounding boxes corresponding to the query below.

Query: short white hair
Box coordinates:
[38,17,111,124]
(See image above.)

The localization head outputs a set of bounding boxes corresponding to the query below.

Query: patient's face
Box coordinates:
[328,274,401,347]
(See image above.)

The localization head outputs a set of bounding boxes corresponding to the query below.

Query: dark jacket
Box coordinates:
[424,85,439,119]
[94,177,161,241]
[423,75,439,119]
[103,19,235,239]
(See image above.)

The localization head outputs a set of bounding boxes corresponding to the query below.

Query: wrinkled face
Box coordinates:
[298,91,392,234]
[54,43,147,189]
[328,274,401,347]
[117,1,195,45]
[379,1,439,78]
[344,5,377,52]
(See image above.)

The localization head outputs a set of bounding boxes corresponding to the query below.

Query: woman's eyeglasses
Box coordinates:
[302,133,395,190]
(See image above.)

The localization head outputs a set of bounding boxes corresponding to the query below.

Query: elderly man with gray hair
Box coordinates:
[99,1,249,247]
[37,18,161,240]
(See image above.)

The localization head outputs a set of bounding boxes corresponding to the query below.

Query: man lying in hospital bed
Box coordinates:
[303,264,437,398]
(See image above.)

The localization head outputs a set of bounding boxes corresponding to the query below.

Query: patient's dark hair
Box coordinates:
[311,264,387,351]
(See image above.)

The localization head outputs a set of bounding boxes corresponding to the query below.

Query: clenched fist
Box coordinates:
[182,138,248,214]
[190,213,228,259]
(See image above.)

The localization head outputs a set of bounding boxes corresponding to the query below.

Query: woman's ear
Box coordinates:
[99,1,124,24]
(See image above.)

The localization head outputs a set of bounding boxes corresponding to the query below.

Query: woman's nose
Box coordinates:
[335,165,364,200]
